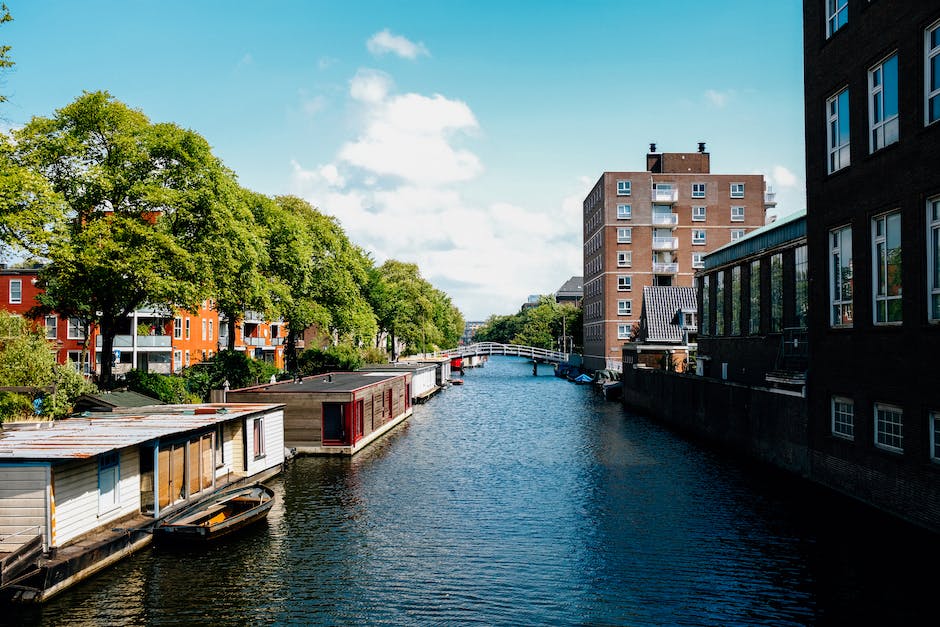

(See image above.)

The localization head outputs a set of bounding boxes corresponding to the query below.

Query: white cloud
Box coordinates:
[366,29,429,60]
[771,165,798,188]
[301,94,327,117]
[288,70,582,320]
[704,89,731,108]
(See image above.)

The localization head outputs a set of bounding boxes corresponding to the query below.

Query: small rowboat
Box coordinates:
[154,483,274,542]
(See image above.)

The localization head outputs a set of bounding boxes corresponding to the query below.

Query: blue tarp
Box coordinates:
[573,374,593,383]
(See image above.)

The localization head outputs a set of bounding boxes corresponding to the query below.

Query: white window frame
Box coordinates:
[617,251,632,268]
[45,315,57,339]
[184,350,190,367]
[874,402,903,452]
[869,53,899,153]
[67,317,85,340]
[185,317,191,340]
[617,299,632,316]
[692,253,704,269]
[692,230,706,245]
[730,183,745,198]
[616,180,631,196]
[872,211,902,324]
[617,204,632,219]
[616,323,631,340]
[830,225,853,327]
[731,229,745,241]
[826,0,847,39]
[691,183,706,199]
[174,317,183,340]
[827,88,851,173]
[692,206,706,222]
[617,275,632,291]
[831,396,855,440]
[617,227,632,243]
[927,20,940,126]
[731,206,745,222]
[929,197,940,321]
[8,279,21,304]
[201,318,207,341]
[209,319,214,341]
[174,350,182,372]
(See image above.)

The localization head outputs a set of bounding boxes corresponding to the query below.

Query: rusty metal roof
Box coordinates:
[0,403,283,460]
[231,371,405,395]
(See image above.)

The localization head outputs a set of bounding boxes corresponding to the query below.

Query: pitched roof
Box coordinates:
[74,390,164,412]
[639,286,697,343]
[555,276,583,298]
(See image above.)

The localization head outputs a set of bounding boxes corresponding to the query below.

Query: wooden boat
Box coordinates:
[154,483,274,542]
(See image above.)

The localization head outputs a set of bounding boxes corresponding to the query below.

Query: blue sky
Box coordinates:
[1,1,806,321]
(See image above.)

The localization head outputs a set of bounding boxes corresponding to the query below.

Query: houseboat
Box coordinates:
[359,362,439,403]
[0,403,285,603]
[398,356,451,388]
[225,371,412,456]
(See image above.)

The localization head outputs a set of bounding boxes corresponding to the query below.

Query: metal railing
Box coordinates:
[652,237,679,250]
[652,213,679,226]
[652,262,679,274]
[427,342,570,364]
[651,188,678,203]
[95,335,172,348]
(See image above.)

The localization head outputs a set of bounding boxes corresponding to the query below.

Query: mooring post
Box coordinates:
[533,360,538,376]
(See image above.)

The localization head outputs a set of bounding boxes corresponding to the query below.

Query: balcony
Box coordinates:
[652,262,679,274]
[243,310,265,323]
[95,335,172,348]
[651,187,678,203]
[652,212,679,226]
[245,337,267,347]
[271,337,285,346]
[652,237,679,251]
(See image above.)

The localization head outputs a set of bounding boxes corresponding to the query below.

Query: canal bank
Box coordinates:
[7,356,939,626]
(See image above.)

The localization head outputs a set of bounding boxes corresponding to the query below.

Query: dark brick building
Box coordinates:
[804,0,940,531]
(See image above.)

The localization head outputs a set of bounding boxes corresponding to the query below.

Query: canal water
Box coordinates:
[7,356,938,626]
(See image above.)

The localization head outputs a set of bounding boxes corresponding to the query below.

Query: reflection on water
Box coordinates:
[8,357,938,625]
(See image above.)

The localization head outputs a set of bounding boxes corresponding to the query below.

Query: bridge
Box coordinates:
[429,342,571,365]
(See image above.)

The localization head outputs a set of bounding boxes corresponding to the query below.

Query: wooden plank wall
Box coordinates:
[245,409,286,477]
[0,465,47,550]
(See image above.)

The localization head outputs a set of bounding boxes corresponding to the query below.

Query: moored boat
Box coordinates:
[154,483,274,542]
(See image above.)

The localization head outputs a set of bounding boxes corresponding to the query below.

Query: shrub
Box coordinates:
[0,392,35,423]
[297,344,363,375]
[360,346,389,365]
[125,370,198,404]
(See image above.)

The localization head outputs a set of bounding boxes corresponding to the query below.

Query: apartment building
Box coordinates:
[582,145,770,372]
[803,1,940,530]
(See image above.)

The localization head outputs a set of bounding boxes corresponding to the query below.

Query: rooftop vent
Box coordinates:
[698,142,706,153]
[649,142,657,153]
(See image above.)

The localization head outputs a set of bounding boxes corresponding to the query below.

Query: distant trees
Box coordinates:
[0,91,465,388]
[475,296,581,352]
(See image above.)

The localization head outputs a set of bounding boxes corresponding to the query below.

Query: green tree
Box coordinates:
[0,311,96,420]
[0,91,241,387]
[0,4,13,104]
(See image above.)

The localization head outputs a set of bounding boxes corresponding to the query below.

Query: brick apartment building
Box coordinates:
[803,0,940,530]
[582,145,772,372]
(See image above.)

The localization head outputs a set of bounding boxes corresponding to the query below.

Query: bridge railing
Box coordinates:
[425,342,570,364]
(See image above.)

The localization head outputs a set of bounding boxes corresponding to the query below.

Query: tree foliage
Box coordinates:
[0,4,13,104]
[0,311,96,420]
[474,296,582,351]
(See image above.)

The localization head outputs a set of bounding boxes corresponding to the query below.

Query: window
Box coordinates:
[617,251,632,267]
[617,324,631,340]
[869,54,899,152]
[832,396,855,439]
[253,417,266,459]
[617,275,632,291]
[68,350,90,375]
[827,88,851,173]
[174,317,182,339]
[795,245,808,327]
[701,275,711,335]
[929,198,940,320]
[872,211,902,323]
[931,411,940,461]
[174,350,182,372]
[617,204,632,219]
[201,319,207,341]
[692,253,705,269]
[185,318,191,340]
[730,183,745,198]
[692,183,706,199]
[8,279,21,304]
[749,260,760,334]
[830,226,853,326]
[692,230,706,245]
[826,0,847,38]
[731,229,745,241]
[617,227,632,243]
[874,403,903,452]
[617,180,631,196]
[731,266,741,335]
[616,299,631,316]
[731,206,745,222]
[208,319,214,341]
[715,273,725,335]
[692,206,706,222]
[45,316,57,339]
[927,21,940,125]
[771,253,783,332]
[184,350,190,367]
[67,317,85,340]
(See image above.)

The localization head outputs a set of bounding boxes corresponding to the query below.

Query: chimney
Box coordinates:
[698,142,706,153]
[649,142,657,153]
